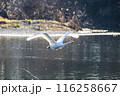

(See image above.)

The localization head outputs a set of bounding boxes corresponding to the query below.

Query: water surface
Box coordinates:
[0,35,120,80]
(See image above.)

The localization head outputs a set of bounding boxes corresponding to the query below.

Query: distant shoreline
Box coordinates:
[0,18,120,38]
[0,28,120,38]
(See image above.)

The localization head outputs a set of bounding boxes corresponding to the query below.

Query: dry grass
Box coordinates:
[0,17,75,31]
[0,16,11,23]
[0,16,21,23]
[0,16,22,28]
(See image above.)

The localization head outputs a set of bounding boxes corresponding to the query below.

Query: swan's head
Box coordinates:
[47,46,50,49]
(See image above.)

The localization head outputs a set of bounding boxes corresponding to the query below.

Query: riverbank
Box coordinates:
[0,17,120,38]
[0,28,120,38]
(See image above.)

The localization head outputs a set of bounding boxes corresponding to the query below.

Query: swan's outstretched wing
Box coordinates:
[42,32,56,45]
[27,32,56,45]
[27,33,41,41]
[57,32,71,43]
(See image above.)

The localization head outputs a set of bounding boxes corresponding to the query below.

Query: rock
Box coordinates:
[0,0,90,28]
[0,10,9,19]
[0,21,6,24]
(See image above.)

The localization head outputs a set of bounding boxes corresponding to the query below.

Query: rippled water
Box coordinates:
[0,35,120,80]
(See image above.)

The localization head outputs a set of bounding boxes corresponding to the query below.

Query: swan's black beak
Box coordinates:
[47,46,50,49]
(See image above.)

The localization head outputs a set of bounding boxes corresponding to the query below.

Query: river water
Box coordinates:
[0,35,120,80]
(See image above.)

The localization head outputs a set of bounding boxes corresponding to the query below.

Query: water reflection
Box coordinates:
[0,36,120,80]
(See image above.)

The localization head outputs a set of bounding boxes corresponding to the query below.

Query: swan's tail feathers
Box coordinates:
[42,32,56,45]
[57,32,72,43]
[27,33,41,41]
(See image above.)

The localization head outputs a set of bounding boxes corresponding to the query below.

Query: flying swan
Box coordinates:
[27,32,73,50]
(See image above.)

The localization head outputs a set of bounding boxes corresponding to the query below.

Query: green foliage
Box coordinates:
[38,19,44,21]
[27,20,32,22]
[27,20,32,24]
[13,23,21,28]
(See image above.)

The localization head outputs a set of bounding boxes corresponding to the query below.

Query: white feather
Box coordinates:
[57,32,71,43]
[27,32,73,50]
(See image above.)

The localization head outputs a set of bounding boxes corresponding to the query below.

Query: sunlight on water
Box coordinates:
[0,36,120,80]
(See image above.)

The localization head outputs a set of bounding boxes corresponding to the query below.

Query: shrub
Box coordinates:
[13,23,21,28]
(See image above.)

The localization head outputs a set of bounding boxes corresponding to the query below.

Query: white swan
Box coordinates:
[27,32,73,50]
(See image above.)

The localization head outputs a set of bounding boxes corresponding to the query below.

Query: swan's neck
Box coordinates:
[63,41,72,45]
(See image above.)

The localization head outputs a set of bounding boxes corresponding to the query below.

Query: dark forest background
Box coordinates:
[0,0,120,31]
